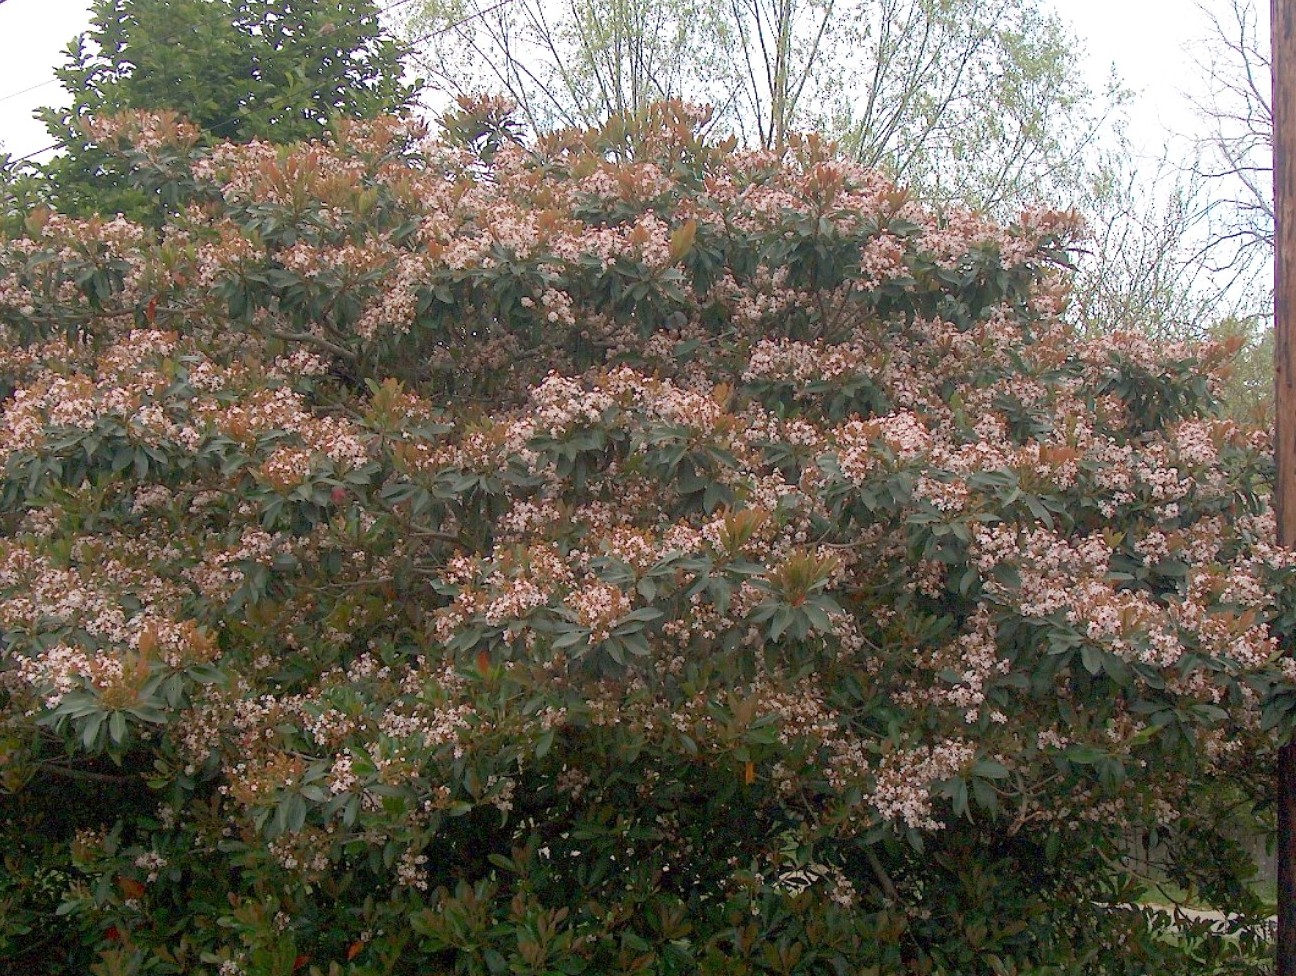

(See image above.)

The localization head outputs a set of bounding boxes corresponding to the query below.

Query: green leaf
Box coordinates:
[553,629,590,650]
[971,776,998,814]
[950,778,969,819]
[108,710,127,745]
[1064,744,1106,765]
[1080,643,1103,676]
[126,704,168,724]
[1101,651,1131,686]
[802,602,833,633]
[972,759,1009,780]
[535,729,555,759]
[82,712,105,750]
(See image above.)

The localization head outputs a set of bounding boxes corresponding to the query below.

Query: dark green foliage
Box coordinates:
[36,0,417,219]
[0,107,1282,975]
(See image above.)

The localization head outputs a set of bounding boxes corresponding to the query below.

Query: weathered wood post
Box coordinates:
[1275,0,1296,970]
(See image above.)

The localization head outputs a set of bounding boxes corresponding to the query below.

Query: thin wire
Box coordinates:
[10,142,60,164]
[400,0,523,114]
[405,0,518,49]
[0,77,58,105]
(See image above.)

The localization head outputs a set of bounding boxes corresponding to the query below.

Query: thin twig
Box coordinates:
[865,846,901,903]
[41,763,138,784]
[265,330,359,364]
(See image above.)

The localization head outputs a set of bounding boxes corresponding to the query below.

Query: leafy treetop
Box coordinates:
[36,0,417,219]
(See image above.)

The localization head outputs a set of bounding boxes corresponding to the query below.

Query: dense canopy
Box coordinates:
[0,104,1288,974]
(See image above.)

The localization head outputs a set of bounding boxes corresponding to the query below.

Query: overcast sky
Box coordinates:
[0,0,1258,163]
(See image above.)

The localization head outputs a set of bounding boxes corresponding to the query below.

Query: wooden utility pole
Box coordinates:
[1277,0,1296,971]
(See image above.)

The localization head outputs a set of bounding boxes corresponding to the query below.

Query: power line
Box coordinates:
[405,0,517,49]
[9,142,60,164]
[0,77,58,105]
[400,0,522,111]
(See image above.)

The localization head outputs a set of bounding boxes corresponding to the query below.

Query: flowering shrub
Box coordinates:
[0,102,1288,974]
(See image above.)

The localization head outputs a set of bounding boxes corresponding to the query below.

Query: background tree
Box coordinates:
[1063,1,1279,421]
[406,0,726,132]
[1120,0,1279,422]
[407,0,1114,212]
[1068,142,1272,340]
[819,0,1108,212]
[37,0,417,218]
[1190,0,1274,294]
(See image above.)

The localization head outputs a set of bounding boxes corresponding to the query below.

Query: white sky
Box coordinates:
[1053,0,1232,152]
[0,0,1261,163]
[0,0,92,160]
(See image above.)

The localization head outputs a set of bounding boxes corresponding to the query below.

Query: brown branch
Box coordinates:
[411,526,468,544]
[265,330,359,364]
[865,846,901,903]
[41,762,139,784]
